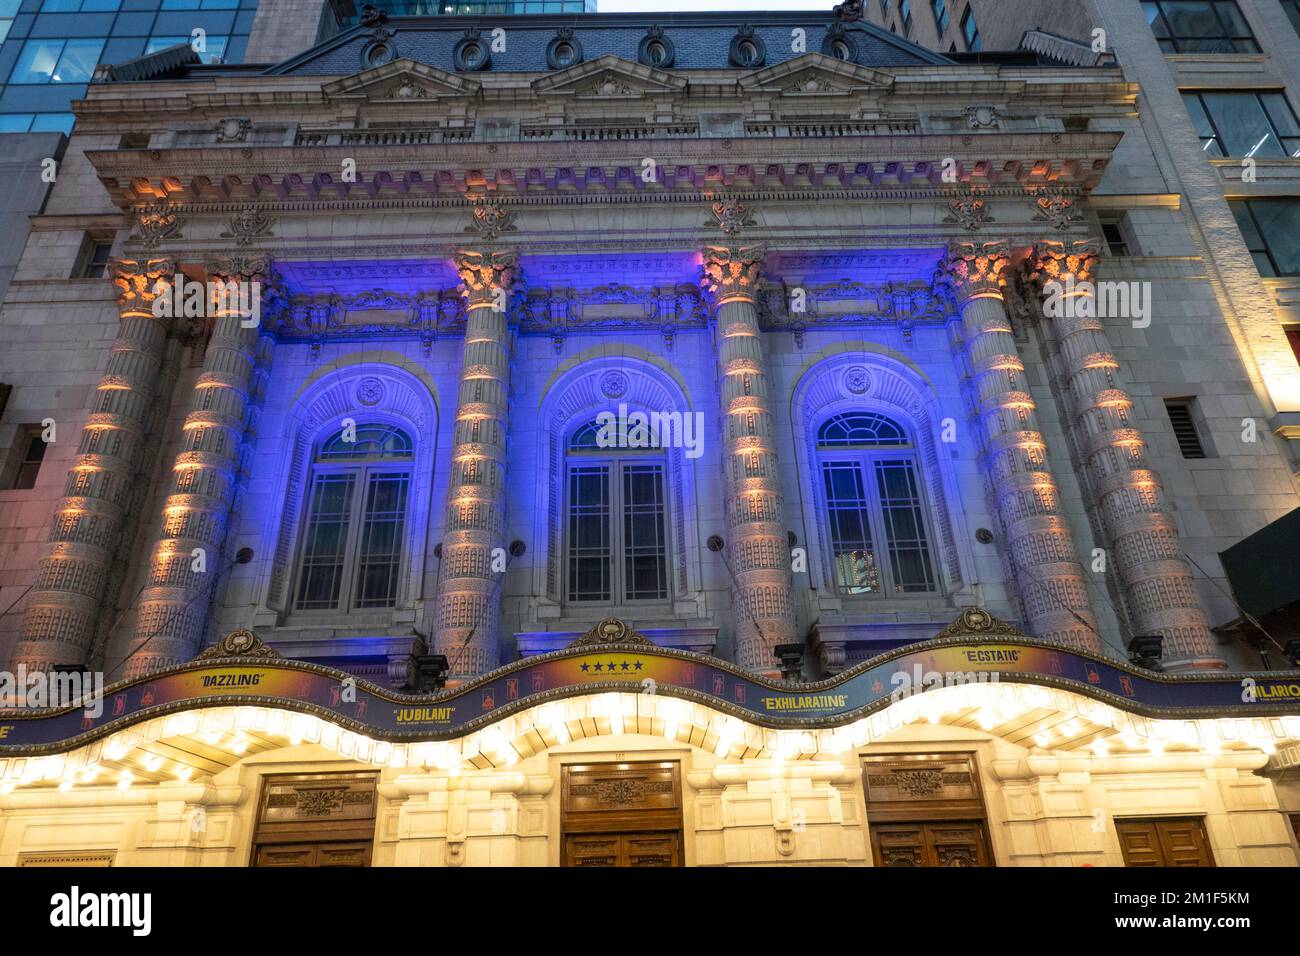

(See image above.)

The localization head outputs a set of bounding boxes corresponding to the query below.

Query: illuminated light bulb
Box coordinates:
[204,732,221,746]
[1033,733,1050,748]
[117,770,133,790]
[0,783,13,795]
[1149,740,1165,754]
[1091,739,1109,756]
[229,737,248,755]
[289,734,303,746]
[144,755,163,772]
[80,765,100,783]
[176,766,193,781]
[1120,732,1138,749]
[59,780,74,792]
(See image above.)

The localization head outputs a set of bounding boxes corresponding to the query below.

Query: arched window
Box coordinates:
[816,413,937,596]
[565,416,668,605]
[294,424,414,612]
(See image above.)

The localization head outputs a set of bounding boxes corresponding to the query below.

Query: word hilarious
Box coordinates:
[0,666,103,718]
[594,405,706,459]
[1042,277,1152,328]
[49,887,152,937]
[151,275,261,327]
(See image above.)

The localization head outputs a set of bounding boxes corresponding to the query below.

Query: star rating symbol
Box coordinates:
[579,659,646,675]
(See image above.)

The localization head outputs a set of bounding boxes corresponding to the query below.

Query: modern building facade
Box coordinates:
[0,4,1299,866]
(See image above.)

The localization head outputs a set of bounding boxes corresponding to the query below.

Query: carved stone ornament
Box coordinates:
[454,249,519,307]
[1030,186,1084,232]
[943,187,994,233]
[966,105,1001,130]
[464,197,517,241]
[700,244,765,302]
[568,617,655,647]
[708,196,757,238]
[131,197,182,251]
[196,628,283,660]
[933,240,1011,303]
[220,206,276,247]
[833,0,864,21]
[111,257,174,313]
[932,607,1031,641]
[214,117,251,142]
[1028,238,1103,288]
[359,3,388,27]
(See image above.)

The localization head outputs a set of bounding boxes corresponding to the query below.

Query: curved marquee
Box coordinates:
[2,612,1298,755]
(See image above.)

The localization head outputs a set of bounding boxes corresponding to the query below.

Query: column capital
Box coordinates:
[110,257,175,316]
[1027,237,1103,288]
[934,240,1012,303]
[454,248,520,309]
[205,252,272,284]
[700,243,766,304]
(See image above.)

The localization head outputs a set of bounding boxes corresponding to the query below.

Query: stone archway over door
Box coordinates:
[560,761,684,867]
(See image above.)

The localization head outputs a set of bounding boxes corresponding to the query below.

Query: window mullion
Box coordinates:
[340,465,370,612]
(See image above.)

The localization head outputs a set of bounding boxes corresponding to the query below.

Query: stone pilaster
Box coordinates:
[432,249,518,677]
[1029,239,1224,670]
[936,241,1101,653]
[14,258,174,671]
[124,256,271,676]
[701,244,798,674]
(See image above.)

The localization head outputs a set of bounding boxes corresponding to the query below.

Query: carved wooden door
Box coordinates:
[251,772,378,867]
[560,761,684,867]
[871,822,991,867]
[1116,817,1214,867]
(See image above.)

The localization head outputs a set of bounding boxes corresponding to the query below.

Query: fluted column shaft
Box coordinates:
[1031,240,1223,670]
[125,260,270,676]
[703,245,797,673]
[15,259,173,671]
[937,241,1101,653]
[433,250,518,677]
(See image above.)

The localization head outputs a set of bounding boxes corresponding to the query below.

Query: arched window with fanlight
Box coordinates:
[565,418,669,605]
[816,412,937,596]
[294,423,413,612]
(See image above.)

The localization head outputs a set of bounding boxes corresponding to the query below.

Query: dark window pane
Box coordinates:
[874,459,936,593]
[622,464,667,601]
[296,474,356,610]
[567,465,610,602]
[355,472,408,608]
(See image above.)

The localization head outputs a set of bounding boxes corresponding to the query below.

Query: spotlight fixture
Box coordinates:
[1282,639,1300,670]
[410,654,450,693]
[975,528,995,544]
[508,540,526,558]
[1128,634,1164,672]
[707,535,725,553]
[235,547,254,564]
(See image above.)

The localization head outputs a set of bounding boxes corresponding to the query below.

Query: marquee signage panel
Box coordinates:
[1,615,1298,753]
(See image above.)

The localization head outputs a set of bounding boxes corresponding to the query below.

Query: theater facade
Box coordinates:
[1,7,1299,866]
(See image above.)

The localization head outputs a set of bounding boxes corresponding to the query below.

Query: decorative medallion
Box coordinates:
[356,377,385,407]
[843,366,872,396]
[569,617,654,647]
[599,370,629,399]
[220,206,276,247]
[196,628,283,660]
[1030,186,1084,232]
[943,187,994,233]
[931,607,1029,640]
[214,117,251,143]
[966,105,1001,130]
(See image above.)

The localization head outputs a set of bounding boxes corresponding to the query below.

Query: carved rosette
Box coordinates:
[701,245,765,305]
[1027,241,1222,669]
[934,240,1012,303]
[454,249,519,310]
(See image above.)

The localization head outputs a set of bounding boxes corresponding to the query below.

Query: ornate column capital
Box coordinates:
[934,240,1012,303]
[111,257,175,317]
[700,244,766,305]
[454,249,520,309]
[1027,238,1103,288]
[205,252,272,284]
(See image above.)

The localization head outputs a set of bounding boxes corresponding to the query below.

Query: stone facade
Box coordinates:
[0,8,1299,867]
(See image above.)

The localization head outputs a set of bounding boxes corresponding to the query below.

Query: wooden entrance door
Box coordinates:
[863,753,995,867]
[560,761,684,867]
[871,821,992,867]
[250,772,379,867]
[1116,817,1215,867]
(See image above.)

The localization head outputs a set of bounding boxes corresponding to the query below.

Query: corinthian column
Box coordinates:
[124,256,272,676]
[702,244,797,674]
[15,258,174,671]
[1029,240,1224,670]
[432,249,518,677]
[936,241,1101,653]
